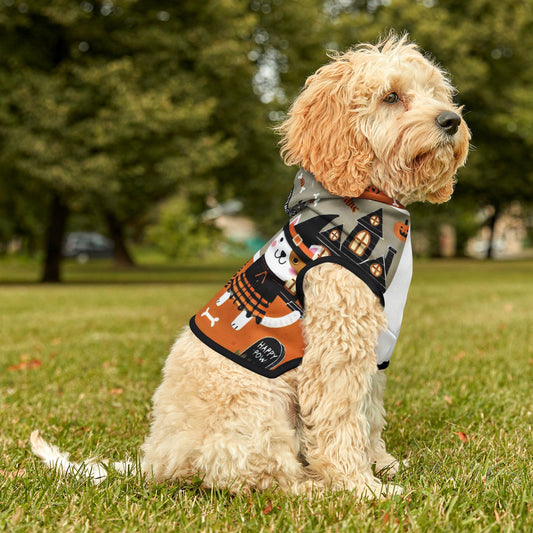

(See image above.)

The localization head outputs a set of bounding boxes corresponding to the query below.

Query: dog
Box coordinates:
[31,34,470,498]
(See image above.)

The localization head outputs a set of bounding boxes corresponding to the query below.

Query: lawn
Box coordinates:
[1,258,532,532]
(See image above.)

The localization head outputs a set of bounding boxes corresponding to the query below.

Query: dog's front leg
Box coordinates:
[366,371,404,478]
[298,263,402,498]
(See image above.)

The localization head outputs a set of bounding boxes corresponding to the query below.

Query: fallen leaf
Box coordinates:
[454,431,468,443]
[51,338,62,345]
[382,511,390,524]
[8,359,42,371]
[503,303,513,313]
[262,500,273,515]
[444,395,453,405]
[395,400,402,407]
[109,388,124,395]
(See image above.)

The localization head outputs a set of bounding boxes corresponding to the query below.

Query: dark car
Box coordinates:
[62,232,114,263]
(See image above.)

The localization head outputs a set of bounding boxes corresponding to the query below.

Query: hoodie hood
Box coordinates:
[284,169,336,217]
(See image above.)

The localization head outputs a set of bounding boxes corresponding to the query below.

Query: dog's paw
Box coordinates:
[382,483,404,496]
[375,455,409,478]
[357,479,404,499]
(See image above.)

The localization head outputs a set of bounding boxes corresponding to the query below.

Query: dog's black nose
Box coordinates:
[436,111,461,136]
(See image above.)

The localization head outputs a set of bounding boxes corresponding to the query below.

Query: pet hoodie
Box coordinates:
[190,169,413,378]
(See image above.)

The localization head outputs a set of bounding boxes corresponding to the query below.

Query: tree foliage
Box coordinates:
[0,0,258,277]
[1,0,533,272]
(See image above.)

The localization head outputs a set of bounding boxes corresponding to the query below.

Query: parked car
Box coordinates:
[62,232,114,263]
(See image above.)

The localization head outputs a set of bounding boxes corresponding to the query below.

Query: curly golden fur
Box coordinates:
[32,35,470,498]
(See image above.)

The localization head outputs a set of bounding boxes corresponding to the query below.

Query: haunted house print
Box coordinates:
[291,207,406,304]
[340,209,398,302]
[191,173,411,378]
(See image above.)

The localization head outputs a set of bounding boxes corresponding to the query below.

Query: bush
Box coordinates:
[146,196,221,260]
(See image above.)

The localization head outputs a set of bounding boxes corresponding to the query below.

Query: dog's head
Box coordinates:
[278,34,470,205]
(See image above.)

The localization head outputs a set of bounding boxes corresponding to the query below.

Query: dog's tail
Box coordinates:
[30,430,136,484]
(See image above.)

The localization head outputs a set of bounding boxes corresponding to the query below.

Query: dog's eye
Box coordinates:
[383,92,399,104]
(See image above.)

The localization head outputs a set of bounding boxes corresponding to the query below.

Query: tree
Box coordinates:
[0,1,254,279]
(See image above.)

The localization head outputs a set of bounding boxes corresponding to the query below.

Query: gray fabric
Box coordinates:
[280,169,410,299]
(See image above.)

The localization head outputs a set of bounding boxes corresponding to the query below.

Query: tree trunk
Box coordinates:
[104,211,136,267]
[41,193,69,282]
[486,203,500,260]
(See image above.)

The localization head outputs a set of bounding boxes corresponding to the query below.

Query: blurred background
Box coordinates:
[0,0,532,282]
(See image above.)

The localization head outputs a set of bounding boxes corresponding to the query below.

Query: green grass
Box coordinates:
[1,259,532,532]
[0,253,247,284]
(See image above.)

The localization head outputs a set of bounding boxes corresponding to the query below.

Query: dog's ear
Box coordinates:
[278,58,374,198]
